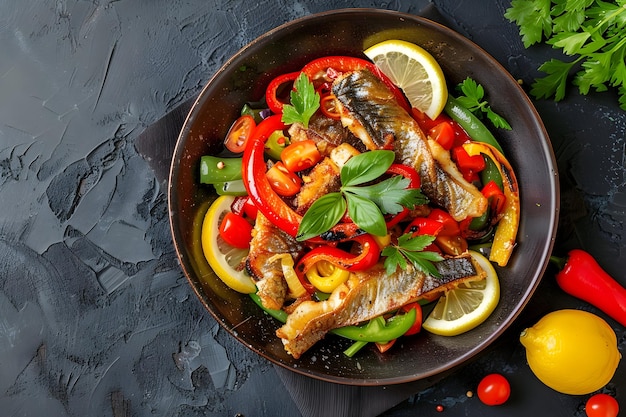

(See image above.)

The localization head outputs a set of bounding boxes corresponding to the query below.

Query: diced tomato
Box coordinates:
[400,302,423,336]
[266,161,302,196]
[223,114,256,154]
[429,121,455,150]
[281,139,322,172]
[265,71,300,114]
[427,208,461,236]
[451,146,485,182]
[219,212,253,249]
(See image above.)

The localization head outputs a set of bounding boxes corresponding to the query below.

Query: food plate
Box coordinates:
[168,8,558,385]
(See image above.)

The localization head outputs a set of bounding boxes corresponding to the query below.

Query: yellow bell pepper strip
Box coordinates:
[268,254,308,298]
[305,260,351,293]
[462,142,520,266]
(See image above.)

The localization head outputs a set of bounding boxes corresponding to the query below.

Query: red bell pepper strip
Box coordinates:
[451,145,486,183]
[296,234,380,284]
[385,163,421,189]
[242,115,302,237]
[265,71,300,114]
[552,249,626,328]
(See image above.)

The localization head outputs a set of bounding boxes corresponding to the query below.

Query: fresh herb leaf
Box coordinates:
[297,192,345,241]
[382,233,444,276]
[281,73,320,128]
[506,0,626,110]
[296,150,428,241]
[341,150,395,186]
[455,78,512,130]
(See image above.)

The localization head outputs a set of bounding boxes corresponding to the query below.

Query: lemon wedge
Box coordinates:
[422,251,500,336]
[364,39,448,119]
[201,195,256,293]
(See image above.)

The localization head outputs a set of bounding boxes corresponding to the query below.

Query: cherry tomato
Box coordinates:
[477,373,511,406]
[586,393,619,417]
[281,139,322,172]
[266,161,302,196]
[218,212,253,249]
[223,114,256,154]
[400,302,423,336]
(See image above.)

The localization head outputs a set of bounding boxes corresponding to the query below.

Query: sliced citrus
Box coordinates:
[364,39,448,119]
[422,250,500,336]
[201,195,256,293]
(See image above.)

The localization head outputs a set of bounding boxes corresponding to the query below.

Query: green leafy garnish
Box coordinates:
[381,233,444,277]
[505,0,626,109]
[296,150,428,241]
[281,73,320,128]
[455,77,512,130]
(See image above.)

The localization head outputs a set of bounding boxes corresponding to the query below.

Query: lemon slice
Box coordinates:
[364,39,448,119]
[201,195,256,293]
[422,251,500,336]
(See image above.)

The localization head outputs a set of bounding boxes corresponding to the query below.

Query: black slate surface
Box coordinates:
[1,1,625,416]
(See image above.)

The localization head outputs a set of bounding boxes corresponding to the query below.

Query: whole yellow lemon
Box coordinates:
[519,309,621,395]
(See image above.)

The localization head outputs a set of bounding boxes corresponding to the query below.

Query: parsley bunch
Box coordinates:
[505,0,626,109]
[296,150,428,241]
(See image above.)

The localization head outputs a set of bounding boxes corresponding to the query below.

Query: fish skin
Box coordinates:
[332,69,487,221]
[276,254,486,359]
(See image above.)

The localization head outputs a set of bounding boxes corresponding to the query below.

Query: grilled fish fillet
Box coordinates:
[332,69,487,221]
[276,254,486,358]
[246,213,305,310]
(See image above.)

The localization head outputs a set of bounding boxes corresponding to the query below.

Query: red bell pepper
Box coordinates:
[242,116,302,237]
[296,234,380,285]
[552,249,626,327]
[265,71,300,114]
[481,179,506,216]
[451,145,486,182]
[385,163,421,189]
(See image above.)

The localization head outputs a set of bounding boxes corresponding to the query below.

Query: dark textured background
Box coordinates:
[1,1,624,416]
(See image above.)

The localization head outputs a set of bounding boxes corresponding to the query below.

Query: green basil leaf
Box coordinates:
[344,193,387,236]
[341,150,395,186]
[297,192,345,241]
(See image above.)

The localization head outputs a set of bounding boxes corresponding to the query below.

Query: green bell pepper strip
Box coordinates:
[199,156,243,184]
[214,180,248,196]
[444,96,504,155]
[264,130,290,160]
[481,154,504,190]
[249,293,417,343]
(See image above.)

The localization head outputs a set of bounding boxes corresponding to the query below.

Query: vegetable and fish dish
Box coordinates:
[196,41,520,359]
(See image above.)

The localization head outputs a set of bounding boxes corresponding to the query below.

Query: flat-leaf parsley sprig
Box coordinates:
[296,150,428,241]
[454,78,512,130]
[382,233,444,277]
[505,0,626,110]
[281,73,320,128]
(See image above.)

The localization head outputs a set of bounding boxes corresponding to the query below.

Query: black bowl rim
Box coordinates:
[168,7,560,386]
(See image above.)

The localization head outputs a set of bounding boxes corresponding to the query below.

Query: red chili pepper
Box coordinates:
[319,94,341,119]
[265,71,300,114]
[552,249,626,327]
[297,234,380,278]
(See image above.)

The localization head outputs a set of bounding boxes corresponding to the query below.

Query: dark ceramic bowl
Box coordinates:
[168,8,558,386]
